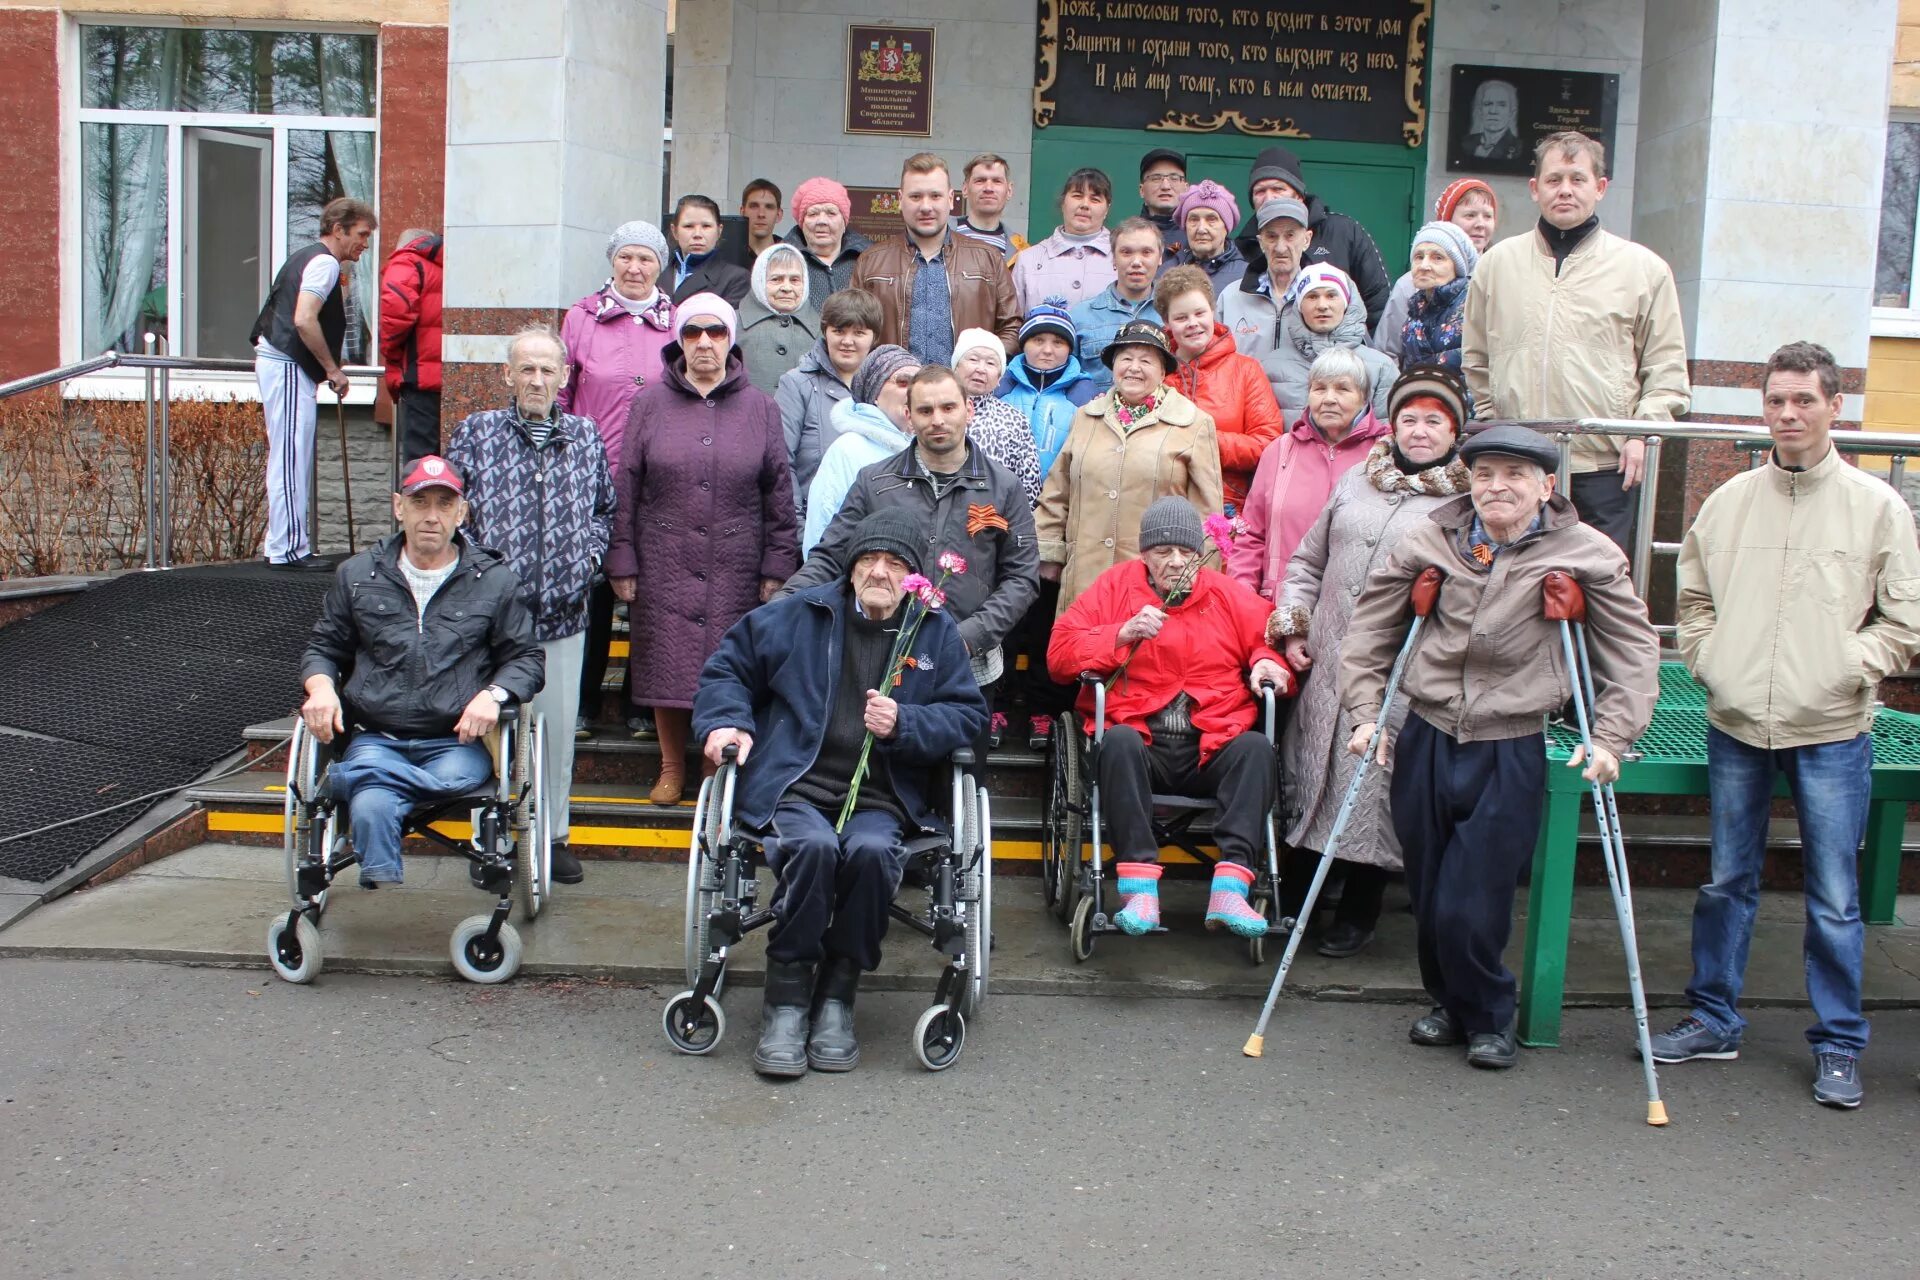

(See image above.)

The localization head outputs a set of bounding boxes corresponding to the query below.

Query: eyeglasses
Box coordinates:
[680,324,730,342]
[1143,173,1185,185]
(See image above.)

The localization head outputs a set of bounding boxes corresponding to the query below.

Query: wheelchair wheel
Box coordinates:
[683,778,728,993]
[515,716,552,922]
[450,915,523,984]
[662,990,726,1055]
[1046,728,1084,922]
[958,789,992,1019]
[281,721,331,918]
[911,1004,966,1072]
[1069,893,1097,962]
[266,913,323,984]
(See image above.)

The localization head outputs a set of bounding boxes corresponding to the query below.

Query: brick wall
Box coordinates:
[0,9,61,384]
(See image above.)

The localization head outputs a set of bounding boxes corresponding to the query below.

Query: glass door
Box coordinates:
[182,127,272,358]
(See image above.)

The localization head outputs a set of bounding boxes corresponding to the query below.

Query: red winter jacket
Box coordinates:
[380,234,443,394]
[1048,559,1292,765]
[1168,323,1284,511]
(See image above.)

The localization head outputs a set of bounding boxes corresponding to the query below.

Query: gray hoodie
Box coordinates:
[1258,290,1397,425]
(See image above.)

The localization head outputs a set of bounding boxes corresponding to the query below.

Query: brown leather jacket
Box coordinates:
[850,232,1022,355]
[1339,492,1658,756]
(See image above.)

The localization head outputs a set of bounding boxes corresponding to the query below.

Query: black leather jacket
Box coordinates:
[301,533,545,738]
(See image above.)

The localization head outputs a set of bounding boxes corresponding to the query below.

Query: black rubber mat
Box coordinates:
[0,561,334,882]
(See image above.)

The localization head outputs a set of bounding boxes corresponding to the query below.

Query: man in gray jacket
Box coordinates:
[782,365,1039,702]
[1657,341,1920,1109]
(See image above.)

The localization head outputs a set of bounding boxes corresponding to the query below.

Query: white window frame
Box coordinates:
[1872,109,1920,339]
[60,16,381,404]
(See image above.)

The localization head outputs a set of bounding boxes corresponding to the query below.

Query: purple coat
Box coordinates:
[556,284,676,463]
[606,351,800,708]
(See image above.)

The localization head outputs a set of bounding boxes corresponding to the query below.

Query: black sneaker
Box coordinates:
[1812,1050,1863,1109]
[550,841,583,885]
[269,554,334,573]
[1409,1006,1462,1046]
[1315,922,1374,958]
[1466,1022,1519,1069]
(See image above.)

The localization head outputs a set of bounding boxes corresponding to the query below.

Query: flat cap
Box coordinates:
[1460,423,1561,473]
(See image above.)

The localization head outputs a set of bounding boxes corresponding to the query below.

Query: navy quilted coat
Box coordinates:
[607,350,800,708]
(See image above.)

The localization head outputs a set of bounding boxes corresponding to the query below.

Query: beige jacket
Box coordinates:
[1676,445,1920,750]
[1034,387,1223,614]
[1462,226,1690,471]
[1340,493,1659,755]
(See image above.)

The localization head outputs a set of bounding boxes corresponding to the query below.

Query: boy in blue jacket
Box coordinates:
[693,510,986,1078]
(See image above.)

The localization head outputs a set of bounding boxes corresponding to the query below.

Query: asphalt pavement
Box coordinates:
[1,958,1914,1279]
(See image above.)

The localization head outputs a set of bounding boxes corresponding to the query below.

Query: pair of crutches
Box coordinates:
[1241,565,1669,1129]
[1543,570,1668,1127]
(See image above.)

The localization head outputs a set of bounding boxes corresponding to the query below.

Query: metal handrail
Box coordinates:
[1,344,382,570]
[1517,416,1920,633]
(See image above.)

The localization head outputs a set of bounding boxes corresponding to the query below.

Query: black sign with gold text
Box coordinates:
[1033,1,1432,146]
[846,24,935,137]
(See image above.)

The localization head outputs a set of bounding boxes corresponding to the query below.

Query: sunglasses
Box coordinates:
[680,324,730,342]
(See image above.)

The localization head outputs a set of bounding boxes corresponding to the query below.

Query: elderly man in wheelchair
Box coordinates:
[271,455,547,985]
[680,510,988,1076]
[1047,496,1296,956]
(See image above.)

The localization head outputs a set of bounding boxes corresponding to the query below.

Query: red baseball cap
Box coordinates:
[399,455,464,496]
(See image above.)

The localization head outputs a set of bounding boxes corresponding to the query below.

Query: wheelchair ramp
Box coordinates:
[0,561,334,886]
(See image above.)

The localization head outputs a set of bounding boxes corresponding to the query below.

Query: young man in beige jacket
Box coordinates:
[1342,424,1659,1069]
[1461,132,1690,560]
[1659,341,1920,1109]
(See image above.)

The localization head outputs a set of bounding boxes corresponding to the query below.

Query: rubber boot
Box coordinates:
[807,955,862,1072]
[752,960,815,1078]
[650,707,689,805]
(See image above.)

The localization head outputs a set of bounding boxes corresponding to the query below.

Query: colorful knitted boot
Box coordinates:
[1205,862,1268,938]
[1113,862,1163,936]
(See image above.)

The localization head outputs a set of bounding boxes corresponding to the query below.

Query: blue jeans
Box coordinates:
[1688,727,1872,1054]
[327,735,494,884]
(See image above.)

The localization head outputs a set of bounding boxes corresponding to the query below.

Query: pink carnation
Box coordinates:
[937,550,968,575]
[900,573,932,594]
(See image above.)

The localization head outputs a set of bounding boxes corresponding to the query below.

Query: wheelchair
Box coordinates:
[1040,675,1284,963]
[266,706,553,985]
[663,745,993,1072]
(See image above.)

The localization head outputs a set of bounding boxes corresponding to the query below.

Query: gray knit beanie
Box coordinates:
[1138,496,1206,554]
[846,509,925,576]
[606,219,670,266]
[851,344,920,406]
[1411,219,1479,279]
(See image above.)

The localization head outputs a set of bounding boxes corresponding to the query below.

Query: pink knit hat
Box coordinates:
[1173,179,1242,235]
[792,176,852,223]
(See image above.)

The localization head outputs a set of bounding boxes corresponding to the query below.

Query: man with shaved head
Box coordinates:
[444,325,616,887]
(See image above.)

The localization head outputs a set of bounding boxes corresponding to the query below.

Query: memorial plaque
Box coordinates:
[1033,1,1432,147]
[1446,64,1619,177]
[846,24,935,137]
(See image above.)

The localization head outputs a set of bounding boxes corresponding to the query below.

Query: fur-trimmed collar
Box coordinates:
[1363,437,1469,496]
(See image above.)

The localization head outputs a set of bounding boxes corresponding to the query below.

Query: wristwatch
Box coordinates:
[486,685,510,705]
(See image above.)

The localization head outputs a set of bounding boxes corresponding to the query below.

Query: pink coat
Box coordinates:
[1228,409,1392,600]
[556,285,676,463]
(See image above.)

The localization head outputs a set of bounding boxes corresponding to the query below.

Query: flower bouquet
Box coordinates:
[837,551,968,831]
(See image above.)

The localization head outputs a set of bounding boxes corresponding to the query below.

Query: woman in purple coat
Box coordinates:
[608,292,800,804]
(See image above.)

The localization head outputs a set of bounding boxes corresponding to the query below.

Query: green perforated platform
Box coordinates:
[1522,661,1920,1049]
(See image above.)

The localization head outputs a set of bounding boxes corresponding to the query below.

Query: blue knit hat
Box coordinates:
[1019,297,1077,347]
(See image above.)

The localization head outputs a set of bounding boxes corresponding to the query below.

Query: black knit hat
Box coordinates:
[846,510,925,576]
[1102,320,1177,374]
[1248,145,1308,203]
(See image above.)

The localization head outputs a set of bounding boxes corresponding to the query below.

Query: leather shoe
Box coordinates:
[1466,1020,1519,1069]
[1409,1005,1462,1046]
[807,956,861,1072]
[752,961,814,1078]
[549,841,583,884]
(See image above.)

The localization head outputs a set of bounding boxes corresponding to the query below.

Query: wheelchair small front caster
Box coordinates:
[662,990,726,1055]
[266,913,323,984]
[912,1004,966,1071]
[450,915,523,984]
[1069,895,1097,962]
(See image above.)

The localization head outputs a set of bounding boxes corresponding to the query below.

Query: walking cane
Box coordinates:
[335,398,357,552]
[1542,570,1669,1127]
[1245,565,1445,1058]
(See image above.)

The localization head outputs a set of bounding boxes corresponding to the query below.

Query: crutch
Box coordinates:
[1542,570,1668,1128]
[1245,565,1445,1058]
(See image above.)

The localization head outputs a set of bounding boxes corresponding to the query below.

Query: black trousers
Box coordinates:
[1389,713,1545,1036]
[1095,726,1274,867]
[1004,578,1075,716]
[1569,469,1638,562]
[395,388,443,476]
[579,579,631,724]
[762,800,906,970]
[1280,846,1390,931]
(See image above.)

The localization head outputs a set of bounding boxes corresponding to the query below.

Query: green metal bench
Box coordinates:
[1518,661,1920,1046]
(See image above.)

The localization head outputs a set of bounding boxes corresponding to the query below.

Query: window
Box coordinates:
[76,25,378,363]
[1874,116,1920,337]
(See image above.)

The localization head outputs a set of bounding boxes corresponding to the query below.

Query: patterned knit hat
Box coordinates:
[1290,262,1356,308]
[1411,220,1479,278]
[1019,298,1077,347]
[606,219,670,266]
[851,344,920,405]
[1387,364,1471,429]
[1434,177,1497,222]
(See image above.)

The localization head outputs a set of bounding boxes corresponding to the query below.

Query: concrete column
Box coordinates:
[671,0,759,203]
[439,0,670,427]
